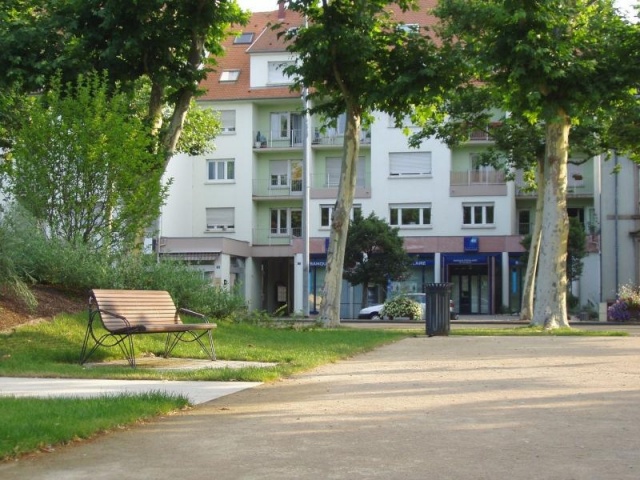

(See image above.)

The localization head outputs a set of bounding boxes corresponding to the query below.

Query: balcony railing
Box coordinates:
[450,170,506,186]
[468,129,493,142]
[252,128,372,149]
[253,228,302,246]
[514,179,594,197]
[310,173,369,189]
[253,178,303,197]
[253,129,304,149]
[311,128,371,146]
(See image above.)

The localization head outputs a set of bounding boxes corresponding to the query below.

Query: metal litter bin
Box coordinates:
[425,283,453,336]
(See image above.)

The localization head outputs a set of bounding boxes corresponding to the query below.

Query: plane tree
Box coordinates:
[0,0,248,167]
[281,0,445,326]
[411,0,639,328]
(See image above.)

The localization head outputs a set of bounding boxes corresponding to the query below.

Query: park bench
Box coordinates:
[80,289,216,368]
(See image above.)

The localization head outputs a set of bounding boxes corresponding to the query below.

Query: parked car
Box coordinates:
[358,293,458,320]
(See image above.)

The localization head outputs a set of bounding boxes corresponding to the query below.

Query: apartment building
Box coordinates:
[600,154,640,305]
[157,4,602,318]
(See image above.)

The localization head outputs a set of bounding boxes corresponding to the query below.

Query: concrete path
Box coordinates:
[2,335,640,479]
[0,377,260,405]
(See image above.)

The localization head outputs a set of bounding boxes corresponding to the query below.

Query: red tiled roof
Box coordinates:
[199,0,439,102]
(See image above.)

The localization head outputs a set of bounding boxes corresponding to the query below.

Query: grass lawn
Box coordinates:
[0,311,408,461]
[0,312,626,461]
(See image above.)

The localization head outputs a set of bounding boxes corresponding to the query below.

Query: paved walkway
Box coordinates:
[2,334,640,479]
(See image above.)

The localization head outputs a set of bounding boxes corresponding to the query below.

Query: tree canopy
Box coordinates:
[2,71,167,251]
[343,212,412,308]
[408,0,640,328]
[0,0,248,165]
[282,0,442,326]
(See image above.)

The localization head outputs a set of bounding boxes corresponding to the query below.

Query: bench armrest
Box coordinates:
[178,308,210,323]
[98,309,132,329]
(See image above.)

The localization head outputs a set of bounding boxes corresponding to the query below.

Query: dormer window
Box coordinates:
[267,61,294,85]
[397,23,419,34]
[234,32,254,44]
[220,70,240,82]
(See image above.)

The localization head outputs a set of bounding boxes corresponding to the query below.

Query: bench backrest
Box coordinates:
[91,289,182,329]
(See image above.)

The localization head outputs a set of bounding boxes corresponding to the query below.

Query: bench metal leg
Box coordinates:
[80,320,137,368]
[164,331,216,361]
[117,335,136,367]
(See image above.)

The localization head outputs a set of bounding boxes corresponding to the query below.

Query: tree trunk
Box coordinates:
[319,105,361,327]
[532,113,570,329]
[520,161,544,322]
[162,88,192,169]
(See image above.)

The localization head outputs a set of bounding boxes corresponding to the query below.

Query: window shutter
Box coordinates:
[326,157,341,187]
[206,208,234,229]
[389,152,432,175]
[219,110,236,132]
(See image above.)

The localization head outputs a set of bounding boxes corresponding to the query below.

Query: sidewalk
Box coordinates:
[2,334,640,479]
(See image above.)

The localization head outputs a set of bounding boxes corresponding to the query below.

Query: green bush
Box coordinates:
[383,296,423,320]
[1,206,247,318]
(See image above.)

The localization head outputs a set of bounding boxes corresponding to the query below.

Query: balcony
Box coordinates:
[253,179,303,199]
[449,170,507,197]
[311,128,371,148]
[253,227,301,246]
[253,129,304,150]
[468,129,493,142]
[309,174,372,199]
[514,176,594,198]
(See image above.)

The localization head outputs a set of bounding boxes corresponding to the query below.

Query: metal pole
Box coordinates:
[614,150,619,295]
[302,85,311,317]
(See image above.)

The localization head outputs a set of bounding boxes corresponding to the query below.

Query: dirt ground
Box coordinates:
[0,286,85,332]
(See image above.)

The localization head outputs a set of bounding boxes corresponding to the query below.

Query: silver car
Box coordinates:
[358,293,457,320]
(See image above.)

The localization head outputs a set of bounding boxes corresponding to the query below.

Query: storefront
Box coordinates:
[441,253,501,315]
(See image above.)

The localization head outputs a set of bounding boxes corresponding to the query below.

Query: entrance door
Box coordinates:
[450,265,490,314]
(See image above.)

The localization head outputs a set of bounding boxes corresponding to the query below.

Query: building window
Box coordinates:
[567,207,585,226]
[220,70,240,82]
[267,61,294,84]
[397,23,420,34]
[389,152,432,176]
[206,207,234,231]
[463,203,494,226]
[518,210,532,235]
[233,32,254,44]
[218,110,236,134]
[320,204,362,228]
[269,160,302,192]
[389,204,432,227]
[325,157,365,188]
[207,159,235,181]
[269,112,303,145]
[271,208,302,237]
[271,112,290,140]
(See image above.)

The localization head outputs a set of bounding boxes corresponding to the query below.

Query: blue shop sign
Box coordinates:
[464,236,479,252]
[446,254,487,264]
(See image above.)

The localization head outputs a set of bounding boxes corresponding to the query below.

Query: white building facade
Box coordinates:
[157,5,603,318]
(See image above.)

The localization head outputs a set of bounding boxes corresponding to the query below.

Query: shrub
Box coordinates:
[383,296,423,320]
[1,207,247,318]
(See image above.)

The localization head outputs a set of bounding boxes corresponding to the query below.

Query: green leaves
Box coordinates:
[8,71,168,251]
[343,212,412,287]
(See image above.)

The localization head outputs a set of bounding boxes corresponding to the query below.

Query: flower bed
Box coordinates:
[607,284,640,322]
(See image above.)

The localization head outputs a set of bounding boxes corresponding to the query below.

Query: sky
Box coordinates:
[237,0,638,18]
